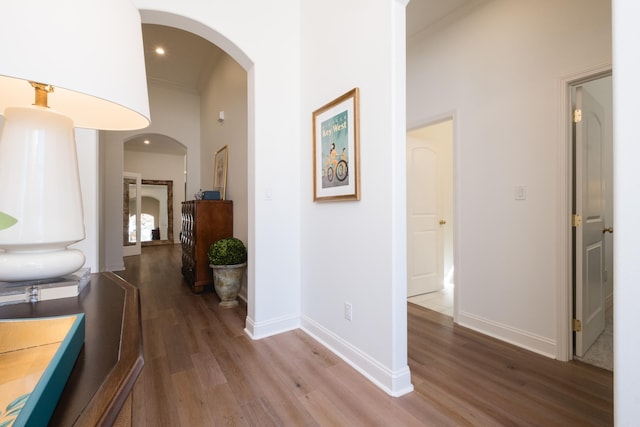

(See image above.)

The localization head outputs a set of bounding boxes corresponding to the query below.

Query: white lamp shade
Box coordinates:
[0,0,150,130]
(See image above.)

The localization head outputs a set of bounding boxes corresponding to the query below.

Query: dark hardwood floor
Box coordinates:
[115,245,613,426]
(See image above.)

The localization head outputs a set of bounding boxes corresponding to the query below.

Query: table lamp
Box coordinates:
[0,0,150,281]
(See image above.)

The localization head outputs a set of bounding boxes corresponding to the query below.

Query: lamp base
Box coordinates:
[0,107,87,283]
[0,249,85,282]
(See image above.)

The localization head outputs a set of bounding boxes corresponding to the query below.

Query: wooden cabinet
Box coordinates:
[181,200,233,293]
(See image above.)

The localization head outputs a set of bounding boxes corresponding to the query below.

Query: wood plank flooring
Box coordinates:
[115,245,612,426]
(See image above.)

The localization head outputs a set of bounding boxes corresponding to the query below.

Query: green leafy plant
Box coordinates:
[0,211,17,231]
[208,237,247,266]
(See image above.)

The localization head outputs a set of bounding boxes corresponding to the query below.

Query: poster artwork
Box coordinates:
[321,110,350,189]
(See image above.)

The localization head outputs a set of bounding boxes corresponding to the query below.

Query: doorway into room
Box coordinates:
[570,74,613,371]
[123,134,186,257]
[406,119,454,317]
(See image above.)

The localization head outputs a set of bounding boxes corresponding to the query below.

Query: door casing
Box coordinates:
[557,65,612,361]
[406,116,456,316]
[573,84,608,356]
[123,171,142,257]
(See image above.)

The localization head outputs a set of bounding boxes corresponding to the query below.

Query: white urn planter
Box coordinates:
[210,263,246,307]
[207,237,247,308]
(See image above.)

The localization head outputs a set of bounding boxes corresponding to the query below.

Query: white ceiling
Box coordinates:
[126,0,480,155]
[124,24,223,156]
[139,0,480,94]
[124,132,187,156]
[406,0,481,37]
[142,24,225,94]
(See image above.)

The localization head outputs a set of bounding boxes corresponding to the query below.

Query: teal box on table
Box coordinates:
[0,313,85,427]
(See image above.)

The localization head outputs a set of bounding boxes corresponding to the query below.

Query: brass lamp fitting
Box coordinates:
[29,81,55,108]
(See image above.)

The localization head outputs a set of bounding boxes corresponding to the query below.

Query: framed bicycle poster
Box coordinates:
[312,87,360,202]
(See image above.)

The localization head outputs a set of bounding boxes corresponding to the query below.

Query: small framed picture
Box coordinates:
[213,145,228,200]
[312,88,360,202]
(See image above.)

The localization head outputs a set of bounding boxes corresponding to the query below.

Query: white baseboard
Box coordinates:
[457,311,557,358]
[104,263,125,272]
[244,313,300,340]
[300,315,413,397]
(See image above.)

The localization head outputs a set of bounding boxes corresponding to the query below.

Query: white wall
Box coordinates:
[300,0,412,395]
[407,0,611,355]
[70,129,99,273]
[101,130,127,271]
[200,55,248,245]
[200,53,249,298]
[124,149,185,243]
[613,0,640,421]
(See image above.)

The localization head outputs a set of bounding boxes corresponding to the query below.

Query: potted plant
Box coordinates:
[208,237,247,307]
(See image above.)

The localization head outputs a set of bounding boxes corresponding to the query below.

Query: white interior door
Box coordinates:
[407,136,444,297]
[574,86,606,357]
[123,172,141,257]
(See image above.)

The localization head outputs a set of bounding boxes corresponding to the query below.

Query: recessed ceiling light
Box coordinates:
[144,140,150,145]
[155,47,165,55]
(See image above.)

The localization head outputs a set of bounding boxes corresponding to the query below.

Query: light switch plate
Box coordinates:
[514,185,526,200]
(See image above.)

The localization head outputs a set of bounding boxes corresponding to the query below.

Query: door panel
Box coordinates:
[123,172,141,257]
[407,137,444,296]
[575,86,606,357]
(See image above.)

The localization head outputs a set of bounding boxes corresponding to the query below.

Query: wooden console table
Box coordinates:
[0,272,143,426]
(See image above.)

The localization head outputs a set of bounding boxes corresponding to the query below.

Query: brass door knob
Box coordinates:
[602,227,614,234]
[439,219,447,225]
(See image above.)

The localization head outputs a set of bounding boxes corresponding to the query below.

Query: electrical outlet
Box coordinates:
[344,302,353,321]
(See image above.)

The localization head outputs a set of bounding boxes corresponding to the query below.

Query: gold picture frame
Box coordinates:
[312,88,360,202]
[213,145,228,200]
